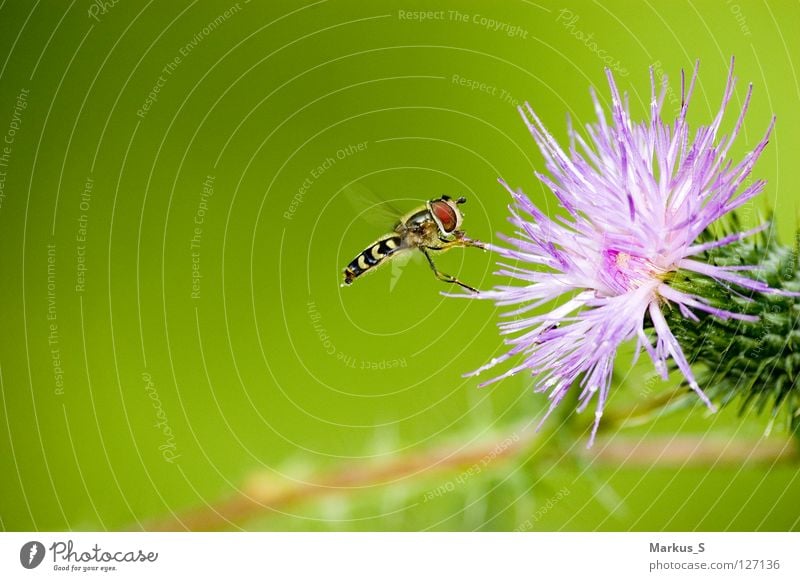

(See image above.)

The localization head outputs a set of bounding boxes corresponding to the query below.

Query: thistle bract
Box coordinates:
[470,59,783,445]
[665,224,800,433]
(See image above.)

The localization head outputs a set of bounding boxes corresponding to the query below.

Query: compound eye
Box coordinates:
[430,199,458,233]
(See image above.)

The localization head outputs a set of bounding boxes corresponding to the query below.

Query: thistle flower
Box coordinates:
[470,59,786,445]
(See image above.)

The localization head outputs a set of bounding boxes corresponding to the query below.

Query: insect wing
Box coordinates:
[388,250,418,292]
[342,182,404,230]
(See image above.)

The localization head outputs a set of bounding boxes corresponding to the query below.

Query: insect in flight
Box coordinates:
[342,194,485,293]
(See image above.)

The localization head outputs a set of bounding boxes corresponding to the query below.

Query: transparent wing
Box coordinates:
[389,251,417,293]
[341,181,405,230]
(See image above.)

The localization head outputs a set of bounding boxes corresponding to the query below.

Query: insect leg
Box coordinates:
[420,246,479,293]
[454,231,487,249]
[436,232,486,250]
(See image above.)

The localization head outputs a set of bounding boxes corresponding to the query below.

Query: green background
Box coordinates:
[0,0,798,531]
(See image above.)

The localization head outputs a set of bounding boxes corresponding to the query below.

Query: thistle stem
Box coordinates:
[598,387,688,430]
[142,423,539,531]
[582,435,798,466]
[140,425,796,531]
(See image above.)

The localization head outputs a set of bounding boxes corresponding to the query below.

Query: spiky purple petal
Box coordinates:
[465,58,780,445]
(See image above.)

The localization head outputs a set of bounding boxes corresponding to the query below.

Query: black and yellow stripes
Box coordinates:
[343,234,403,285]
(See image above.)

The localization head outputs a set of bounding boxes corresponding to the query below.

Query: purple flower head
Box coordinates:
[470,58,779,445]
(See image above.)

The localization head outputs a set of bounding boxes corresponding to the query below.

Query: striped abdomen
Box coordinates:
[343,234,404,285]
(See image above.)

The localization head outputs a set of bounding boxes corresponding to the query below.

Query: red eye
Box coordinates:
[430,200,458,232]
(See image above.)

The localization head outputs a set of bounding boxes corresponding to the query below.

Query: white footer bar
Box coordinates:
[1,532,797,580]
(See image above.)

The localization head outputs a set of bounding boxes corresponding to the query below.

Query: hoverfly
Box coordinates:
[342,194,485,293]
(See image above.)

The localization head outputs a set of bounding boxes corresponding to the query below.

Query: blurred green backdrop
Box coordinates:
[0,0,798,531]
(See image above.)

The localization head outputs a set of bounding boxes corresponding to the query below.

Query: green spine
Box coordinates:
[662,223,800,433]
